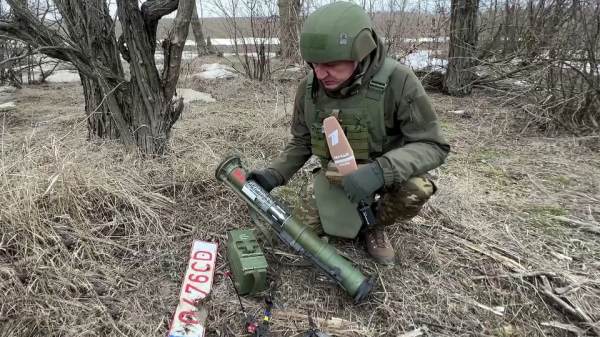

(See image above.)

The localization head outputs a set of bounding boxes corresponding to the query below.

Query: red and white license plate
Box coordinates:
[167,240,218,337]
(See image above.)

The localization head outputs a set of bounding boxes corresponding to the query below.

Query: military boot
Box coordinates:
[364,226,395,265]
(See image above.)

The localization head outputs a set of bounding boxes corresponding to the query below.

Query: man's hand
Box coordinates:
[341,162,385,204]
[246,168,285,192]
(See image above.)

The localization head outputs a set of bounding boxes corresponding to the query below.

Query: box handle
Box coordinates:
[251,270,264,295]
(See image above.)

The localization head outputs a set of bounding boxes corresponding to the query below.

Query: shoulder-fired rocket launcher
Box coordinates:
[215,155,375,302]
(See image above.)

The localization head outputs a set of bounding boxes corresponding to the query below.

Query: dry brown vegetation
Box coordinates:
[114,12,447,42]
[1,56,599,336]
[473,0,600,136]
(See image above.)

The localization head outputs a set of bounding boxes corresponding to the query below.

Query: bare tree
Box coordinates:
[277,0,301,60]
[208,0,278,81]
[191,0,212,56]
[473,0,599,134]
[444,0,480,96]
[0,0,60,87]
[375,0,409,57]
[0,0,195,154]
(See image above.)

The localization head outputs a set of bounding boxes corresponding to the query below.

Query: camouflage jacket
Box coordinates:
[269,36,450,188]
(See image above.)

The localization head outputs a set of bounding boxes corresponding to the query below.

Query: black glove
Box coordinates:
[341,161,385,204]
[246,168,284,192]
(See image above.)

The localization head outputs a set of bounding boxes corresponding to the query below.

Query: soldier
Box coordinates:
[247,1,450,266]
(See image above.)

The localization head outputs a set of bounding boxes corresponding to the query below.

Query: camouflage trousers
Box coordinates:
[291,172,437,236]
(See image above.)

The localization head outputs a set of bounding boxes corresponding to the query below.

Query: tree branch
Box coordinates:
[3,0,127,84]
[6,0,73,50]
[0,46,32,66]
[475,60,552,84]
[141,0,180,54]
[0,0,103,78]
[0,22,70,62]
[161,0,194,101]
[0,20,101,82]
[141,0,180,22]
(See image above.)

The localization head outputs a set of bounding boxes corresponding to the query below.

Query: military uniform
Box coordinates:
[292,172,437,235]
[247,1,450,265]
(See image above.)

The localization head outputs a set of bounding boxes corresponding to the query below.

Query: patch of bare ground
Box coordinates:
[1,61,598,336]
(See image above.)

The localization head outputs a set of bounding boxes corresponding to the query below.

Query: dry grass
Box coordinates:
[1,59,599,337]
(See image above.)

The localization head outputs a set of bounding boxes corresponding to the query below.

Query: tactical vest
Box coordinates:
[302,58,402,239]
[304,57,401,167]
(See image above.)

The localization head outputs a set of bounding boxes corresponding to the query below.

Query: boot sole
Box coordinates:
[373,256,395,266]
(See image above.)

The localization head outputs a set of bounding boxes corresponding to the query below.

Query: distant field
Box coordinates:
[113,12,448,40]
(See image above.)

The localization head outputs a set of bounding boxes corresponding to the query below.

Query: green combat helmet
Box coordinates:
[300,1,377,64]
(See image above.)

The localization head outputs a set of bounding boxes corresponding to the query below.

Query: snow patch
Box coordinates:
[0,102,16,111]
[197,69,234,79]
[403,36,449,43]
[186,38,280,46]
[154,51,198,62]
[200,63,235,72]
[46,70,81,83]
[196,63,235,79]
[0,86,16,93]
[222,52,277,59]
[176,88,216,104]
[400,50,447,72]
[182,51,198,60]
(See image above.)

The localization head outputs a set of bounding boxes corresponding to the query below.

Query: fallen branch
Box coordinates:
[553,216,600,227]
[474,59,551,84]
[470,300,505,316]
[277,312,372,336]
[574,192,599,203]
[540,285,586,320]
[539,276,600,336]
[512,271,558,278]
[550,251,573,261]
[541,321,585,334]
[553,216,600,235]
[399,328,424,337]
[460,240,526,272]
[487,242,523,262]
[485,326,519,336]
[555,282,585,296]
[472,271,559,281]
[458,239,599,335]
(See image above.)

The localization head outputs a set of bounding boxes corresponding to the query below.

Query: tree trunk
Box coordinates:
[54,0,126,141]
[117,0,192,154]
[1,0,194,154]
[82,78,118,140]
[277,0,301,60]
[191,1,210,56]
[444,0,480,97]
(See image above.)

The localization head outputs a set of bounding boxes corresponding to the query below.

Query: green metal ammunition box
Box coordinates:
[226,230,268,295]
